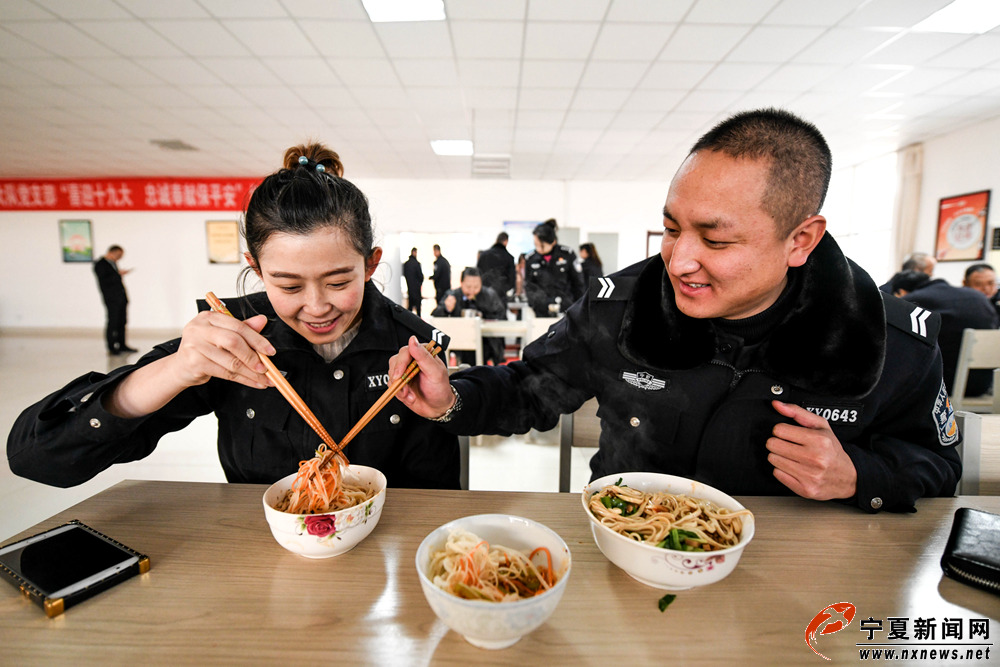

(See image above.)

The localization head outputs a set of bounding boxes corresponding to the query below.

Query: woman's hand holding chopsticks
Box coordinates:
[389,336,456,420]
[170,310,277,390]
[102,309,277,419]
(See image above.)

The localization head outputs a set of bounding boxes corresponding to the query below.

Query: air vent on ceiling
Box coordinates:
[150,139,198,151]
[471,154,511,178]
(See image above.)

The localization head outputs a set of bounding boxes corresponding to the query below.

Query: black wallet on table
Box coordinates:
[940,507,1000,596]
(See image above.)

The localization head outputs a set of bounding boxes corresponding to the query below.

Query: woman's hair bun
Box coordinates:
[283,143,345,177]
[543,218,558,230]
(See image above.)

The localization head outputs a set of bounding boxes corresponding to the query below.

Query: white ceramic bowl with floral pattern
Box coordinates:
[415,514,572,650]
[582,472,754,590]
[262,465,386,559]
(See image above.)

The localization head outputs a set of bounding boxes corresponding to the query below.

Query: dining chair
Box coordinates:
[953,410,1000,495]
[427,316,483,366]
[951,328,1000,413]
[558,397,600,492]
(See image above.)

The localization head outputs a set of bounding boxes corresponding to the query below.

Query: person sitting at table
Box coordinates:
[391,107,961,513]
[431,266,506,366]
[7,142,460,490]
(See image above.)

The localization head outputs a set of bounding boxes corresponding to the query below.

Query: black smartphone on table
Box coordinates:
[0,519,149,617]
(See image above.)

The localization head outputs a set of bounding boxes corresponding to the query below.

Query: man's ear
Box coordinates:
[787,215,826,268]
[245,252,261,277]
[365,247,383,280]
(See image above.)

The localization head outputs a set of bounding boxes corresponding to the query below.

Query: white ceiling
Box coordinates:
[2,0,999,181]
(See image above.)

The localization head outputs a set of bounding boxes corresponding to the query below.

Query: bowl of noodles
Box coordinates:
[583,472,754,590]
[262,463,386,559]
[415,514,572,650]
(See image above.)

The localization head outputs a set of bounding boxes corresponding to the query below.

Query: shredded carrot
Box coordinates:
[529,547,554,587]
[273,444,372,514]
[428,529,560,602]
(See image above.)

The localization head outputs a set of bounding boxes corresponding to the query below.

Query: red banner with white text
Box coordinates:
[0,178,262,211]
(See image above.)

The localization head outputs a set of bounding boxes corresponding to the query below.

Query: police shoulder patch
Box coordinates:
[882,292,940,346]
[933,379,960,446]
[590,276,635,302]
[391,305,451,350]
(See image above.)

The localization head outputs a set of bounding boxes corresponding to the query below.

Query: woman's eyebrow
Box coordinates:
[268,266,356,279]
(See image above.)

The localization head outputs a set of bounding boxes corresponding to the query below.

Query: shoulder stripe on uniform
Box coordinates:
[909,306,931,338]
[596,277,615,299]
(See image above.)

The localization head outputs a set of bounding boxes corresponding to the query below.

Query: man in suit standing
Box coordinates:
[430,244,452,305]
[94,244,136,354]
[402,247,424,316]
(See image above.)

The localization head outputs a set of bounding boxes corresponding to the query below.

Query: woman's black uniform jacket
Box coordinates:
[524,244,585,316]
[446,234,962,513]
[7,283,460,490]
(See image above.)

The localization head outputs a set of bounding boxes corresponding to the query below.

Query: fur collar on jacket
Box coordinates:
[618,233,886,398]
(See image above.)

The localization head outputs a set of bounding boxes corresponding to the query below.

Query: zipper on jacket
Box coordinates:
[709,359,762,391]
[946,563,1000,592]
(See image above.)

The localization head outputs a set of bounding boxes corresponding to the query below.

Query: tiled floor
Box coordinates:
[0,331,595,541]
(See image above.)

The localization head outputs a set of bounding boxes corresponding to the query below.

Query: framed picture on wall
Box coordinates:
[934,190,990,262]
[59,219,93,262]
[206,220,240,264]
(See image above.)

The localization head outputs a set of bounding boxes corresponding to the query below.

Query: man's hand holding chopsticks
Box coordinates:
[389,336,455,420]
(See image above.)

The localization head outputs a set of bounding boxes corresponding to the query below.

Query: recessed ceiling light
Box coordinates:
[911,0,1000,34]
[430,140,473,156]
[362,0,445,23]
[150,139,197,151]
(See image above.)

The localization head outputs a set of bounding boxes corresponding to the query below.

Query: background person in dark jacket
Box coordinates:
[476,232,516,305]
[392,107,961,514]
[524,219,585,316]
[94,244,136,354]
[432,267,506,365]
[578,242,604,282]
[902,276,999,396]
[402,247,423,316]
[886,269,930,297]
[430,244,451,304]
[963,262,1000,319]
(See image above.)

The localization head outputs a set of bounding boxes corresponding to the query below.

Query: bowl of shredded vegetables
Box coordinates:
[262,463,386,559]
[415,514,572,650]
[583,472,755,590]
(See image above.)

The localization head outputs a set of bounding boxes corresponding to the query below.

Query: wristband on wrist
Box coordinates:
[429,384,462,423]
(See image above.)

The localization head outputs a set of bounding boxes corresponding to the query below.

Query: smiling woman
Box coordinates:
[7,143,461,492]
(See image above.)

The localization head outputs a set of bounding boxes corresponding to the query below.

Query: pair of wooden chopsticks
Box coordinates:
[206,291,440,473]
[205,292,348,466]
[315,340,441,471]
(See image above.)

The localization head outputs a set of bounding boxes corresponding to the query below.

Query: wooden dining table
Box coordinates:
[1,482,997,665]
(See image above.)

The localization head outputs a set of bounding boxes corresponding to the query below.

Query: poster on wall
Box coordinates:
[58,219,93,262]
[206,220,241,264]
[934,190,990,262]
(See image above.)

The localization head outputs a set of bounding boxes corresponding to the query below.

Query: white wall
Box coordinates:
[825,152,898,284]
[1,171,906,331]
[916,114,1000,286]
[0,178,668,331]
